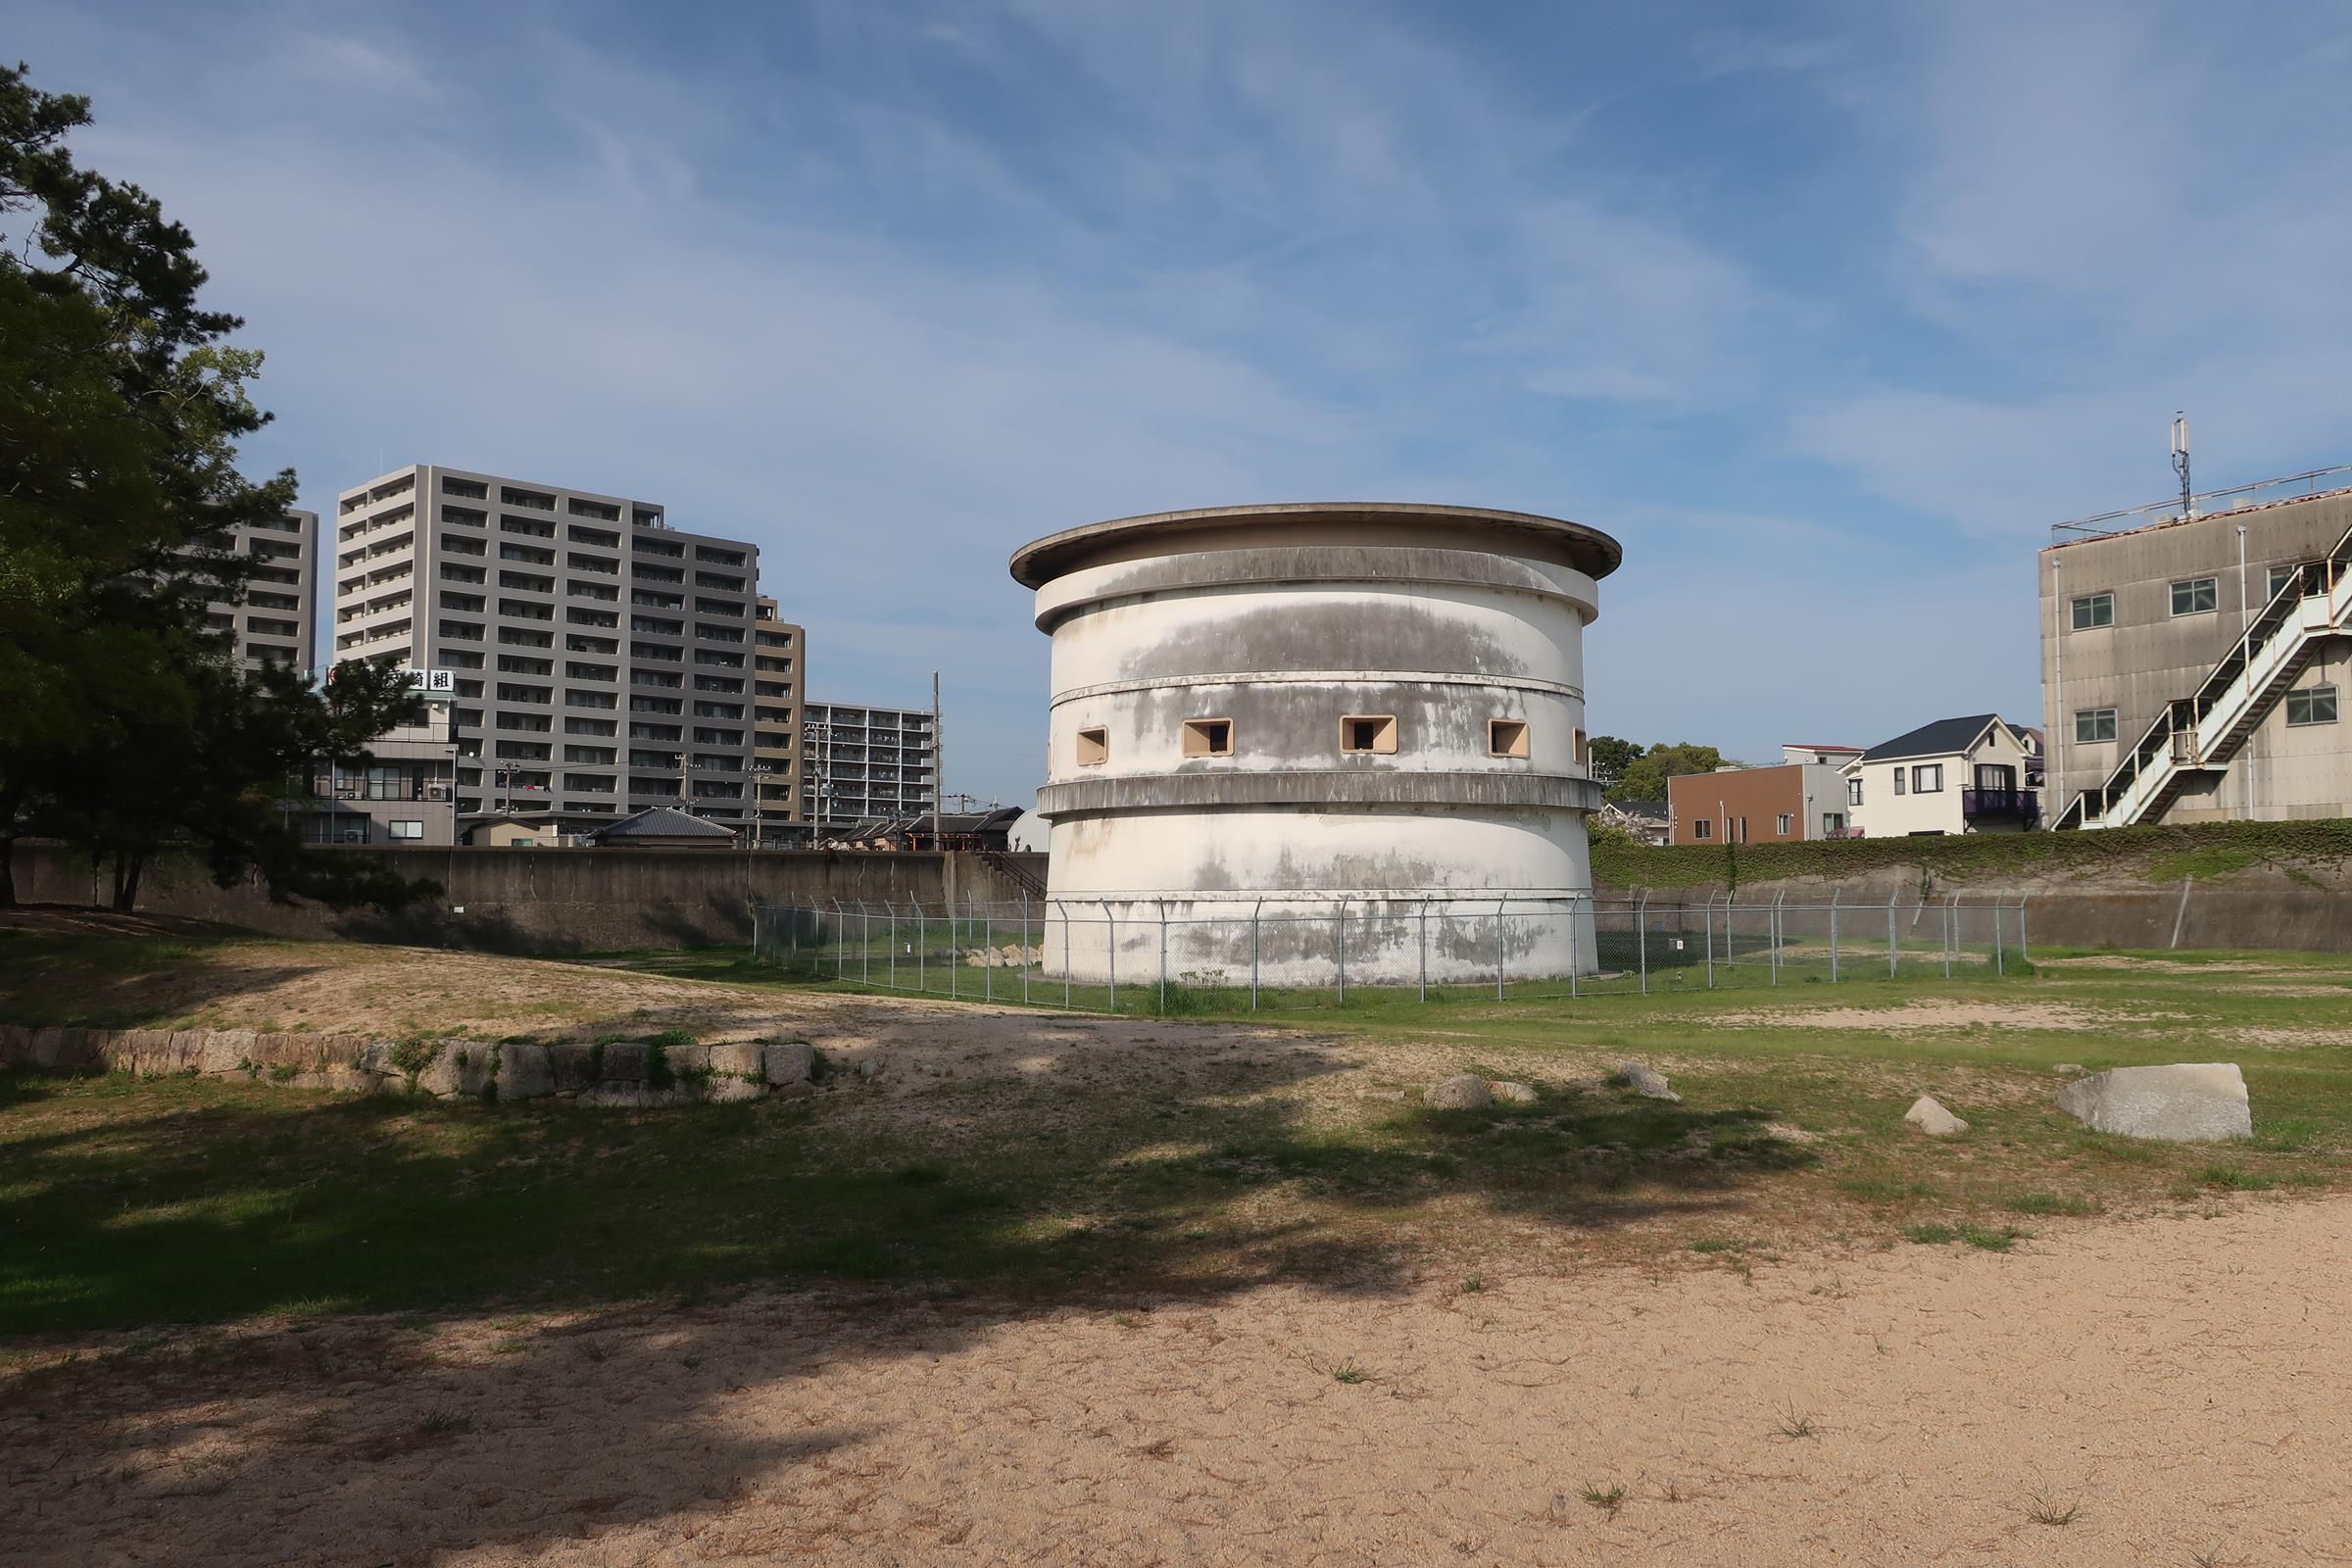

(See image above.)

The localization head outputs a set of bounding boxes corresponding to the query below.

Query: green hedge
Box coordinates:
[1592,818,2352,891]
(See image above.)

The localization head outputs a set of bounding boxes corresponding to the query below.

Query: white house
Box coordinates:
[1842,715,2040,837]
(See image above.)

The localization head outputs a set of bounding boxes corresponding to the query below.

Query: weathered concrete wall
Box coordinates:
[6,845,1046,955]
[0,1021,819,1105]
[1597,863,2352,955]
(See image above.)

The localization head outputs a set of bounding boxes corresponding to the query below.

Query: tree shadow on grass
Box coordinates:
[0,1038,1816,1559]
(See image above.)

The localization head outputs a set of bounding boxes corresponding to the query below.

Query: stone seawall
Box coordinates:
[0,1023,818,1105]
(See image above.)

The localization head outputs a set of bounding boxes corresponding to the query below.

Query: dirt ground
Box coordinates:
[4,1195,2343,1566]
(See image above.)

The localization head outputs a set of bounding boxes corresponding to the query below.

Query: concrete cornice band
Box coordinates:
[1050,669,1586,705]
[1009,502,1624,590]
[1030,545,1600,632]
[1036,769,1606,817]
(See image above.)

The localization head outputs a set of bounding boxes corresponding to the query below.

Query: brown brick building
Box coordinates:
[1666,745,1859,845]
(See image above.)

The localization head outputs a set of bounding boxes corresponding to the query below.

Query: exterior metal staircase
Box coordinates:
[2058,519,2352,829]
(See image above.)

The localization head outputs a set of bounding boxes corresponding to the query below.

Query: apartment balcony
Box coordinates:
[1962,787,2039,824]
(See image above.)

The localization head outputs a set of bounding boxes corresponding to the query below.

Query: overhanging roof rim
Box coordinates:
[1008,502,1622,588]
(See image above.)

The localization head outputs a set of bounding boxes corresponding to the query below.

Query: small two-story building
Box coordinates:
[1842,715,2039,837]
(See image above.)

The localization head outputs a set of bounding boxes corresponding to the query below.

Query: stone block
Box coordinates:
[116,1029,185,1074]
[496,1044,554,1101]
[415,1042,493,1098]
[1904,1095,1968,1137]
[702,1075,764,1102]
[705,1043,762,1079]
[663,1044,711,1076]
[0,1023,31,1063]
[583,1083,694,1108]
[598,1042,652,1082]
[2056,1063,2251,1143]
[1425,1074,1492,1109]
[195,1031,257,1075]
[762,1042,815,1087]
[546,1044,600,1092]
[1614,1060,1680,1102]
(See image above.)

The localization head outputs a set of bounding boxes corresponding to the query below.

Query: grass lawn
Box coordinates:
[3,924,2348,1336]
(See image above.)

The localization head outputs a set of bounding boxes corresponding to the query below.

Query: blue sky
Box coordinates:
[20,1,2352,803]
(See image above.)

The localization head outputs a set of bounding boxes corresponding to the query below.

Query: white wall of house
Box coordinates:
[1844,722,2035,837]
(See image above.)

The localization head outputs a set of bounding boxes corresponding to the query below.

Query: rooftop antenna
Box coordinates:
[2171,412,2193,518]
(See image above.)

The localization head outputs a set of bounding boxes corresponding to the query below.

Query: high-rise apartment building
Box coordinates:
[331,466,763,830]
[801,701,937,828]
[752,598,806,841]
[200,510,318,671]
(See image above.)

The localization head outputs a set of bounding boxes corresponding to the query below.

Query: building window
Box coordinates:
[2171,577,2218,616]
[1846,776,1863,806]
[1823,811,1845,836]
[2270,564,2301,602]
[1692,817,1712,840]
[1912,763,1943,793]
[1775,812,1793,836]
[2286,686,2339,726]
[1489,718,1530,758]
[2075,708,2118,743]
[1893,768,1905,796]
[1076,726,1108,766]
[1182,718,1233,758]
[2070,593,2115,630]
[388,819,424,840]
[1573,728,1588,765]
[1340,714,1397,755]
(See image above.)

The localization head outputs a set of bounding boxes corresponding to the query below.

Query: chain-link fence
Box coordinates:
[750,893,2033,1014]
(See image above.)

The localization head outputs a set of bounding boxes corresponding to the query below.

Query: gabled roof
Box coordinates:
[1860,713,2007,763]
[594,806,737,841]
[1604,799,1669,820]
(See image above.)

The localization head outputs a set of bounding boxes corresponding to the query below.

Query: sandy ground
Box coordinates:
[5,1196,2346,1567]
[1702,1000,2126,1033]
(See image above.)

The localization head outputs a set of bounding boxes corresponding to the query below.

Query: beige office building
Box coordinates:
[2040,474,2352,827]
[331,466,763,832]
[752,597,807,840]
[201,510,318,671]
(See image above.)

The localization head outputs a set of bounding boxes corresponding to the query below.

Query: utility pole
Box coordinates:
[2172,412,2194,519]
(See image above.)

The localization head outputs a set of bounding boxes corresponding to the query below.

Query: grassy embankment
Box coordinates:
[2,923,2347,1337]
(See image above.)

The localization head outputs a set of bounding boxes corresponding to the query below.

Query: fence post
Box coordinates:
[1106,908,1117,1014]
[1157,899,1169,1016]
[788,900,799,963]
[1886,893,1898,979]
[831,899,845,977]
[985,906,995,1004]
[949,900,959,1001]
[916,901,926,995]
[1494,899,1507,1002]
[1769,891,1784,986]
[1055,901,1071,1008]
[1828,890,1840,984]
[887,902,898,989]
[2017,895,2031,966]
[1337,898,1348,1006]
[1704,894,1715,988]
[1637,894,1649,995]
[1993,898,2006,978]
[1568,898,1579,999]
[1418,900,1430,1004]
[1021,894,1031,1005]
[853,901,869,985]
[1947,892,1961,977]
[1250,899,1262,1011]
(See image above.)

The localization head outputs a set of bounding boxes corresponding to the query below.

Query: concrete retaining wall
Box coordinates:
[0,1021,820,1105]
[1598,865,2352,955]
[5,844,1048,955]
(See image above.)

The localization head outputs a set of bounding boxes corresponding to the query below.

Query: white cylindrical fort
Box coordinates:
[1010,502,1622,985]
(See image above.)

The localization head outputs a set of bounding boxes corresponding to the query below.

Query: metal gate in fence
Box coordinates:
[750,893,2032,1016]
